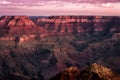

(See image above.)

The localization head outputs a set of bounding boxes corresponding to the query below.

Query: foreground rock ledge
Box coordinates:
[50,63,120,80]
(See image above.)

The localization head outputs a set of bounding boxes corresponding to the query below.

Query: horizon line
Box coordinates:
[0,14,120,17]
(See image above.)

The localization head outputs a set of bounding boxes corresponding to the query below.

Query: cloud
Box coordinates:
[0,0,119,7]
[0,0,120,16]
[0,1,11,4]
[4,0,120,4]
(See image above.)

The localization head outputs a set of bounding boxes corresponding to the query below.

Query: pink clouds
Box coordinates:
[0,0,120,16]
[4,0,120,3]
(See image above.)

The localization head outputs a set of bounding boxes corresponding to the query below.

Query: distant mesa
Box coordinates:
[0,16,47,42]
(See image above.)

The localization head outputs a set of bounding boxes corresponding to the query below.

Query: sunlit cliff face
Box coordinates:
[0,0,120,16]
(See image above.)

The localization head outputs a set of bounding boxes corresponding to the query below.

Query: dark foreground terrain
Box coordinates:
[51,63,120,80]
[0,16,120,80]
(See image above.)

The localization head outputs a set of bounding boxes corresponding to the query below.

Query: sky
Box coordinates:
[0,0,120,16]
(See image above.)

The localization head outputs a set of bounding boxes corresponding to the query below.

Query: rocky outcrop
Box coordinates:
[0,16,47,37]
[85,63,113,79]
[8,16,35,27]
[0,16,35,27]
[50,63,120,80]
[0,16,48,42]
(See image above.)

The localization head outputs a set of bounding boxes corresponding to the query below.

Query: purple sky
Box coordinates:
[0,0,120,16]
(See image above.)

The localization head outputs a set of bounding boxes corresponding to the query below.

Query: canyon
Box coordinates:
[0,16,120,80]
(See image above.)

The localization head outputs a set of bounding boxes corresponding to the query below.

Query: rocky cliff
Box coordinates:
[0,16,46,37]
[0,16,48,43]
[33,16,120,34]
[50,63,120,80]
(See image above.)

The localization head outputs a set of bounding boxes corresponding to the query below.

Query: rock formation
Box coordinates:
[0,16,47,42]
[50,63,120,80]
[34,16,120,34]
